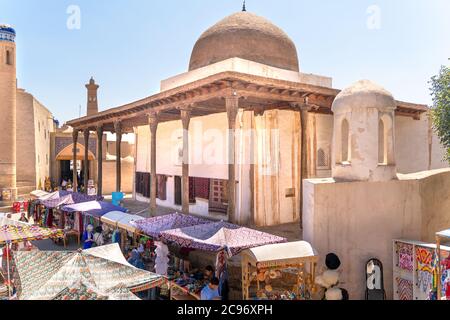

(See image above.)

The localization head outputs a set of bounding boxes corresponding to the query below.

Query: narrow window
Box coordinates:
[317,148,328,168]
[378,119,386,164]
[6,50,12,65]
[341,119,350,163]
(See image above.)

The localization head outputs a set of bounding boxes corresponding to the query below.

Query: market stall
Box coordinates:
[436,230,450,300]
[159,221,287,300]
[240,241,318,300]
[160,221,287,257]
[12,243,165,300]
[393,238,450,300]
[133,213,210,240]
[0,216,64,299]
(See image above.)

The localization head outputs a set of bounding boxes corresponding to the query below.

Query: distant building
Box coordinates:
[49,77,134,195]
[0,24,56,201]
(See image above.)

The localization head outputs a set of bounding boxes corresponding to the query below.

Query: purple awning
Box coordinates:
[160,221,287,256]
[133,213,211,239]
[61,201,127,218]
[41,193,103,209]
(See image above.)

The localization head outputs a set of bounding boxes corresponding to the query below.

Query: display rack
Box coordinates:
[393,239,450,300]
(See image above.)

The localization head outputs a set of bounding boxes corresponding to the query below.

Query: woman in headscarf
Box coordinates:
[82,224,95,249]
[127,246,145,270]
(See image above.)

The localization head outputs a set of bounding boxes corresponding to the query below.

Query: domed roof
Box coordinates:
[0,24,16,42]
[332,80,396,114]
[189,11,299,72]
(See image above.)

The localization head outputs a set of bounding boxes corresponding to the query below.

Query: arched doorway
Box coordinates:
[55,143,96,189]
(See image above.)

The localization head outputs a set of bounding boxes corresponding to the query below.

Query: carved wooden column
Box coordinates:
[148,112,159,216]
[83,129,90,194]
[114,121,122,193]
[96,125,103,196]
[180,107,191,215]
[299,103,312,227]
[226,95,239,223]
[72,129,79,192]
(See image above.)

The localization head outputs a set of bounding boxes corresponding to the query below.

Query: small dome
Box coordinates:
[332,80,396,114]
[0,24,16,42]
[189,11,299,72]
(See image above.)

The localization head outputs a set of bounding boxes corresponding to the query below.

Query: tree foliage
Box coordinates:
[430,64,450,163]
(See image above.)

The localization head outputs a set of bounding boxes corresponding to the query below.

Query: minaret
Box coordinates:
[85,77,99,116]
[0,24,17,200]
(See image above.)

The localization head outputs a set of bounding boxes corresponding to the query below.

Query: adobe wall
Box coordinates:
[303,169,450,300]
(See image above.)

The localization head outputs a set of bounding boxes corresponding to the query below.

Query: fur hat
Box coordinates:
[326,253,341,270]
[325,287,343,301]
[315,270,340,289]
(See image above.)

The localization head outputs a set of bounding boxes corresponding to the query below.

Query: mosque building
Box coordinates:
[66,9,448,228]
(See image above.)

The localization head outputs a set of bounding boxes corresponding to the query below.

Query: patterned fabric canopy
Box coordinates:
[41,193,103,209]
[52,281,140,301]
[133,213,211,239]
[13,244,165,300]
[0,220,63,245]
[160,221,287,256]
[36,190,71,203]
[61,201,127,218]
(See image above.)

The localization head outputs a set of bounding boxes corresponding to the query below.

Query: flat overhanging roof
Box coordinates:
[67,71,429,132]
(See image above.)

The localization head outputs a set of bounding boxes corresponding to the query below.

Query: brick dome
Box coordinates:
[189,12,299,72]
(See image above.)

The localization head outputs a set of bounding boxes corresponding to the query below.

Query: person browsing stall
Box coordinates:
[200,277,221,301]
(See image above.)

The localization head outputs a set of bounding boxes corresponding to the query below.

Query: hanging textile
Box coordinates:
[189,177,195,203]
[209,179,228,214]
[157,175,167,201]
[174,176,182,206]
[194,178,210,200]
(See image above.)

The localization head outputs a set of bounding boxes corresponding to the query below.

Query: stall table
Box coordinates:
[241,241,318,300]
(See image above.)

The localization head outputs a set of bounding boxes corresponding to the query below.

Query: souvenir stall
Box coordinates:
[436,230,450,300]
[12,243,166,300]
[159,221,286,300]
[393,239,450,300]
[0,217,64,299]
[39,193,103,229]
[100,211,145,253]
[61,201,128,249]
[240,241,318,300]
[132,213,211,273]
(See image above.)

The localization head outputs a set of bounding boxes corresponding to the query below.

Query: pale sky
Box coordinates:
[1,0,449,123]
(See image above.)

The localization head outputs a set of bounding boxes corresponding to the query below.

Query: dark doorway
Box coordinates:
[60,160,71,184]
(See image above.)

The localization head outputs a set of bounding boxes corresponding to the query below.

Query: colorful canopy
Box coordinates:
[241,241,319,268]
[61,201,128,218]
[437,229,450,239]
[160,221,287,256]
[13,243,165,300]
[52,281,140,301]
[101,211,145,233]
[41,193,102,209]
[133,213,211,239]
[30,190,50,199]
[0,218,63,245]
[36,190,71,203]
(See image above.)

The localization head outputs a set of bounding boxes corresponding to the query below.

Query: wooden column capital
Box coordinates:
[226,95,239,129]
[147,111,159,133]
[113,120,122,134]
[179,107,192,130]
[72,129,79,141]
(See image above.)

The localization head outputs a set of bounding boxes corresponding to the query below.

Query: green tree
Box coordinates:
[430,64,450,163]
